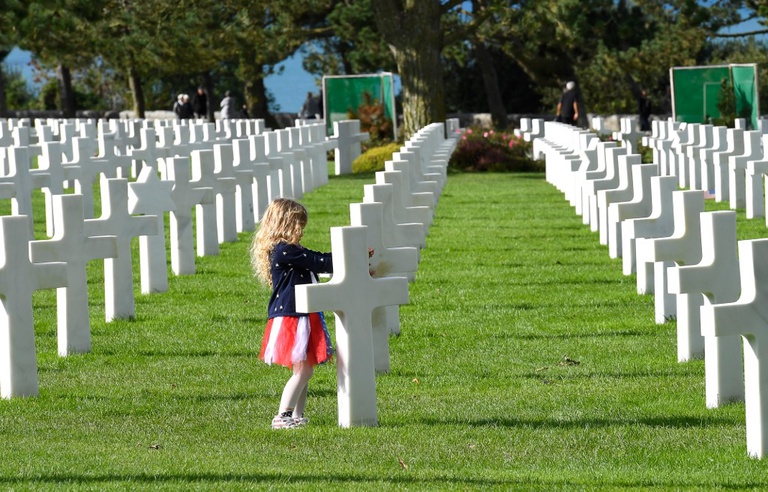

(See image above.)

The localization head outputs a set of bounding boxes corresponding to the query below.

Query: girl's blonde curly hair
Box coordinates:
[250,198,308,288]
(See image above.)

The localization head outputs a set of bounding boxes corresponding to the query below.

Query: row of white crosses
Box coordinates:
[0,115,371,400]
[295,121,458,428]
[534,118,768,458]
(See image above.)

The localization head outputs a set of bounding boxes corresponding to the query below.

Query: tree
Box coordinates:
[0,1,32,115]
[302,0,395,77]
[371,1,451,138]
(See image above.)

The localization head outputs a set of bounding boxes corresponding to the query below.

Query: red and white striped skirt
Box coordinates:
[259,313,333,368]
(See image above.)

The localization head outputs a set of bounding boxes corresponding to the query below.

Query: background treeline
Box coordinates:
[1,0,767,136]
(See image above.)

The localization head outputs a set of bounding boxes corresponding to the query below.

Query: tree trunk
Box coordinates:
[474,41,507,128]
[0,52,7,117]
[240,55,278,129]
[203,71,215,122]
[127,65,145,119]
[57,64,76,118]
[372,0,445,139]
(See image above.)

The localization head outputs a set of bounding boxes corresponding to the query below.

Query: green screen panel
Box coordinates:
[731,65,759,129]
[323,74,397,139]
[672,66,730,123]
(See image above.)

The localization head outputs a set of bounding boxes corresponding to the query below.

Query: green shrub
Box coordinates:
[449,127,544,172]
[352,142,402,173]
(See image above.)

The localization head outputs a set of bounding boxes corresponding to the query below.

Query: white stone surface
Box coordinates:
[30,194,117,354]
[728,130,762,210]
[0,215,67,398]
[295,226,408,427]
[712,128,745,203]
[84,177,158,321]
[128,165,176,294]
[363,183,426,249]
[667,211,743,408]
[212,143,244,243]
[189,150,222,257]
[607,163,658,258]
[350,201,419,363]
[702,239,768,458]
[164,156,214,275]
[597,154,642,248]
[375,170,432,233]
[636,190,705,359]
[332,120,370,175]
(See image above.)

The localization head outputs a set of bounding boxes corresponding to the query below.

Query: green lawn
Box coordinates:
[1,171,767,490]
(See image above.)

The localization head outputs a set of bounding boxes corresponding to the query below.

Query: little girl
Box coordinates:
[250,198,334,429]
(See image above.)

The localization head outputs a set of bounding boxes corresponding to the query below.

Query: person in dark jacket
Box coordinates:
[556,81,579,126]
[192,87,207,119]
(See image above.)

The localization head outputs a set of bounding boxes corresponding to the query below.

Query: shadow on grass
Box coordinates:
[0,471,745,489]
[421,414,739,429]
[508,329,650,340]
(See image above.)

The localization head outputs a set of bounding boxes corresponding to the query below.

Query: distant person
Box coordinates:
[638,89,652,132]
[172,94,184,119]
[220,90,239,119]
[251,198,334,430]
[556,81,578,126]
[241,103,249,118]
[179,94,194,119]
[192,87,207,119]
[300,91,320,119]
[173,94,193,119]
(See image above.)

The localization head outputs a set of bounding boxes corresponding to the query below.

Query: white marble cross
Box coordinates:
[164,156,215,275]
[607,163,658,259]
[667,211,743,408]
[700,126,728,192]
[745,135,768,221]
[712,128,745,203]
[213,143,252,240]
[84,177,158,322]
[363,183,426,249]
[587,146,628,233]
[728,130,762,210]
[37,141,81,237]
[685,124,713,191]
[276,129,303,200]
[295,226,409,427]
[623,176,678,290]
[702,239,768,458]
[636,190,705,359]
[612,117,643,154]
[127,127,164,178]
[375,170,432,233]
[191,149,228,255]
[597,153,642,248]
[128,165,176,294]
[265,131,292,199]
[332,120,370,175]
[385,159,436,209]
[247,134,279,218]
[231,138,258,232]
[0,215,67,398]
[0,146,50,234]
[29,194,117,355]
[288,127,313,196]
[350,201,419,372]
[67,135,115,218]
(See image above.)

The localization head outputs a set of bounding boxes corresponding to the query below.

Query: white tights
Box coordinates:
[278,361,314,417]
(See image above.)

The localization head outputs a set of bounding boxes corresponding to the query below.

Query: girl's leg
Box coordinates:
[294,383,309,418]
[278,361,314,414]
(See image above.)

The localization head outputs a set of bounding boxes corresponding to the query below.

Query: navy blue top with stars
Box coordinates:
[268,241,334,318]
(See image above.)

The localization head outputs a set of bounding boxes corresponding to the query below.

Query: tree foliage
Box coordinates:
[2,0,767,129]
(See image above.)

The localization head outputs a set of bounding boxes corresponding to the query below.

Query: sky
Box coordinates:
[3,47,318,113]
